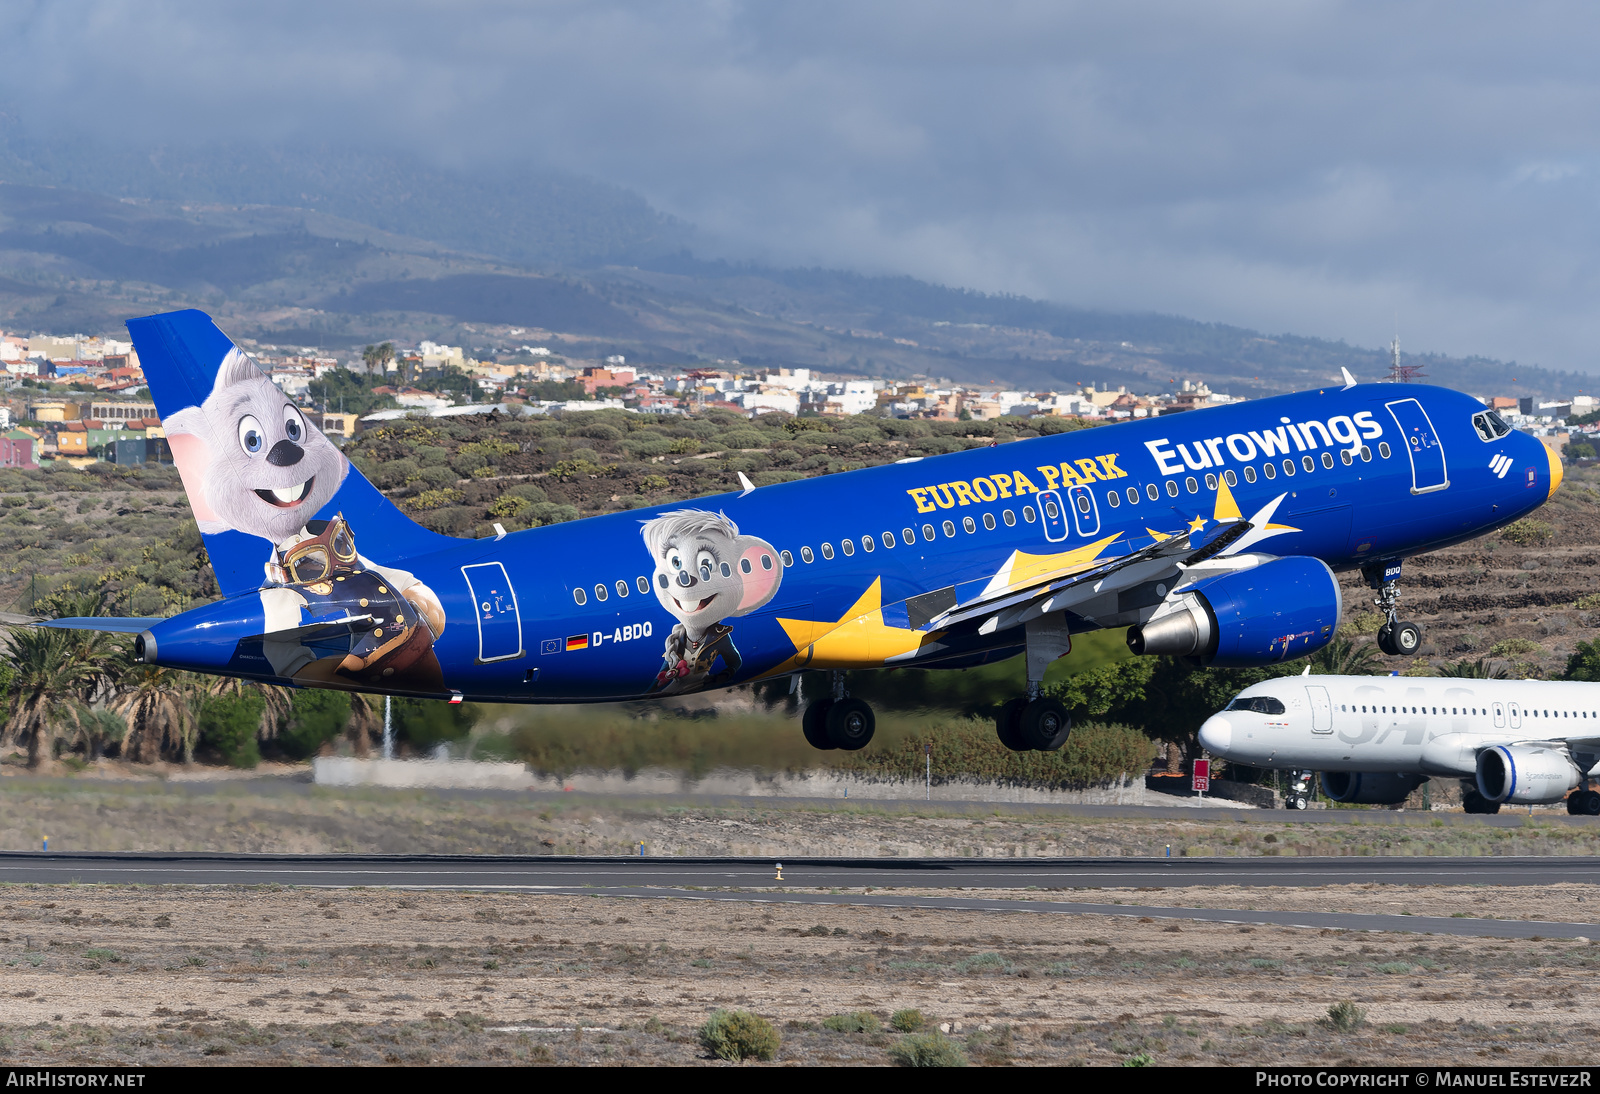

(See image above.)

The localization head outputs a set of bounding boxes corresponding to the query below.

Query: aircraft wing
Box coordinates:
[925,478,1289,636]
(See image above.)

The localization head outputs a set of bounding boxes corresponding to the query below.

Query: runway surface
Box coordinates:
[2,851,1597,890]
[5,852,1600,939]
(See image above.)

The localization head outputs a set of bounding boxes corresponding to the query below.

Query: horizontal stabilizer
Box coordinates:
[35,617,165,634]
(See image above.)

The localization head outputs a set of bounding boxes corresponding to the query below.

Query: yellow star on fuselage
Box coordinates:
[769,578,931,672]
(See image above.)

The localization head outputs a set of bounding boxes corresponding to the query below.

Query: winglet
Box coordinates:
[1301,663,1312,676]
[1340,367,1357,390]
[737,471,757,496]
[1212,474,1243,523]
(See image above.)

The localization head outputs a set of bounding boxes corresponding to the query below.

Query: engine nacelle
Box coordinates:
[1321,771,1426,805]
[1125,556,1341,668]
[1476,744,1580,805]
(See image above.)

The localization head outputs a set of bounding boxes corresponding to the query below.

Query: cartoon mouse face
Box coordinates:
[641,509,782,635]
[165,348,348,543]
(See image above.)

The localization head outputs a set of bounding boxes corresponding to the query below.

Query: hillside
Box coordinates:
[0,135,1577,399]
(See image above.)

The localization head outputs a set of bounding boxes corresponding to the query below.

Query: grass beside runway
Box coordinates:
[4,777,1600,857]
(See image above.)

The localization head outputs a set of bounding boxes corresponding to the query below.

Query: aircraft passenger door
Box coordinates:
[1037,489,1069,543]
[1306,685,1333,734]
[1508,702,1522,730]
[461,562,525,663]
[1385,398,1449,495]
[1493,702,1506,729]
[1067,484,1101,538]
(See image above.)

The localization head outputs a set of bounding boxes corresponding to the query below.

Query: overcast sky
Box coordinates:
[8,1,1600,370]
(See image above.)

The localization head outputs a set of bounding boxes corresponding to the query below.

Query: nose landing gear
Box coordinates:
[800,672,876,751]
[1283,769,1313,809]
[1365,561,1423,656]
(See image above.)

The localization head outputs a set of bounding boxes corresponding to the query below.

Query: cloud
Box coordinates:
[6,1,1600,369]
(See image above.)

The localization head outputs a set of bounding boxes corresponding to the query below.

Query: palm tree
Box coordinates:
[345,692,383,757]
[206,677,292,744]
[2,627,121,768]
[1310,634,1382,676]
[1438,657,1510,679]
[111,665,199,763]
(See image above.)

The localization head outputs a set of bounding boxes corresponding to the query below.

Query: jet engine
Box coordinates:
[1125,556,1341,668]
[1320,771,1426,805]
[1476,744,1580,805]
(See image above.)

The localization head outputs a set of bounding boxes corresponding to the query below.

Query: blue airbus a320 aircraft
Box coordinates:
[48,310,1561,755]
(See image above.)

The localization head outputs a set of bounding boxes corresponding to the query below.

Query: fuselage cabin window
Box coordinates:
[1165,480,1179,497]
[1205,473,1217,490]
[1224,470,1238,487]
[595,584,608,602]
[1107,490,1120,508]
[1321,452,1334,469]
[1360,446,1372,461]
[862,535,875,553]
[1023,506,1037,522]
[1045,497,1061,518]
[841,539,854,556]
[636,576,649,594]
[801,546,815,563]
[1341,449,1353,465]
[1146,484,1159,501]
[1379,442,1392,458]
[1243,467,1257,483]
[983,512,997,530]
[1076,494,1091,514]
[781,550,794,566]
[963,516,976,533]
[616,580,629,597]
[821,542,835,560]
[901,528,915,545]
[1185,476,1198,493]
[1126,486,1140,504]
[923,524,936,541]
[881,531,894,548]
[943,519,957,537]
[1303,455,1315,472]
[1263,463,1276,480]
[1282,459,1295,477]
[573,587,587,606]
[1003,510,1016,526]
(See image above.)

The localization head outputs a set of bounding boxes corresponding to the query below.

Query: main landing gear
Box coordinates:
[1461,780,1502,815]
[801,672,876,751]
[1568,786,1600,816]
[1365,560,1423,657]
[995,614,1073,753]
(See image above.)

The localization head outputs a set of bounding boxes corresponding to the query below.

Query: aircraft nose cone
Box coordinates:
[1544,436,1564,499]
[1197,714,1233,756]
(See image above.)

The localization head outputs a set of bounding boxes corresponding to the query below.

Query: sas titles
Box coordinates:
[907,454,1126,514]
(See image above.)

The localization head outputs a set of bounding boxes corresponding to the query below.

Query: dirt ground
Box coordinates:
[5,778,1600,859]
[0,884,1596,1065]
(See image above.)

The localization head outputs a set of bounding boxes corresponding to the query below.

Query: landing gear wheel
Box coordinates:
[995,698,1028,752]
[1462,789,1502,815]
[1568,790,1600,816]
[1286,795,1308,810]
[1018,698,1071,752]
[825,697,875,751]
[1376,624,1397,656]
[802,698,836,750]
[1390,621,1422,656]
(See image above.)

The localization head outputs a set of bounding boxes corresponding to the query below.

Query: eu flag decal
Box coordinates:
[541,638,561,655]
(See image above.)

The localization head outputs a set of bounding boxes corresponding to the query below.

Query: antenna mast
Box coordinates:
[1386,334,1426,383]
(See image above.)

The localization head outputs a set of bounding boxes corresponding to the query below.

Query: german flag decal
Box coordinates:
[566,634,589,652]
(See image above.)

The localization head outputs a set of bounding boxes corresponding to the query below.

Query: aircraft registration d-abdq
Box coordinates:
[1200,675,1600,817]
[52,310,1559,756]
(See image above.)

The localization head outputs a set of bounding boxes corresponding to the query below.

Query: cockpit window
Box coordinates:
[1226,696,1286,715]
[1473,410,1512,441]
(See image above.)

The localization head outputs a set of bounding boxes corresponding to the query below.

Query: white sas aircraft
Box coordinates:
[1197,672,1600,815]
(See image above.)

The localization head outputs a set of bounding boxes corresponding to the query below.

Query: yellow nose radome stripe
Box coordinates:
[1547,440,1565,499]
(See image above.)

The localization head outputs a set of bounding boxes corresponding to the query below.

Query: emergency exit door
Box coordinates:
[462,562,524,663]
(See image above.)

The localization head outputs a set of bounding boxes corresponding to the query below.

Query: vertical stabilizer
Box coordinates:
[127,309,456,598]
